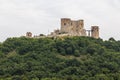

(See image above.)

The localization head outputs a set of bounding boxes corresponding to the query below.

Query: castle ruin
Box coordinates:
[26,18,99,39]
[50,18,99,39]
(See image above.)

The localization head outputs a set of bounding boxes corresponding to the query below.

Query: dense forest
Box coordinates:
[0,36,120,80]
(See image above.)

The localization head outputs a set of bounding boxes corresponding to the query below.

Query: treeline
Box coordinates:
[0,36,120,80]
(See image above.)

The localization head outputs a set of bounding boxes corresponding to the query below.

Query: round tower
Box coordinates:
[61,18,71,33]
[91,26,99,39]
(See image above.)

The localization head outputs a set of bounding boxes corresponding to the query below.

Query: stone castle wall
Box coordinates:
[26,18,100,39]
[61,18,86,36]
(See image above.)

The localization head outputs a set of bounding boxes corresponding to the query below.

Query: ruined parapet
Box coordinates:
[54,29,60,35]
[91,26,99,39]
[26,32,32,37]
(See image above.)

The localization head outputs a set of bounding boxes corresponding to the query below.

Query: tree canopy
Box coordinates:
[0,36,120,80]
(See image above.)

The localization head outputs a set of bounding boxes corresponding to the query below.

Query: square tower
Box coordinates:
[91,26,99,39]
[61,18,72,33]
[60,18,86,36]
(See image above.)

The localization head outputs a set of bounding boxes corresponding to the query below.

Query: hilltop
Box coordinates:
[0,36,120,80]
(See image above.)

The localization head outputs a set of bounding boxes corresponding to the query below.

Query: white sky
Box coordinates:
[0,0,120,41]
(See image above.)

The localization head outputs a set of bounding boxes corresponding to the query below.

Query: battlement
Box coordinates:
[92,26,99,30]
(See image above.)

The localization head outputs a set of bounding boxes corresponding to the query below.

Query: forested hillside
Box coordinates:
[0,36,120,80]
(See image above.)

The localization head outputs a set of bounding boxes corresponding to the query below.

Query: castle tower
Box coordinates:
[75,20,84,36]
[77,20,84,29]
[61,18,72,33]
[91,26,99,39]
[60,18,86,36]
[26,32,32,37]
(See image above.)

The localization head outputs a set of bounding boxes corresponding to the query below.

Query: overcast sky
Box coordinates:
[0,0,120,42]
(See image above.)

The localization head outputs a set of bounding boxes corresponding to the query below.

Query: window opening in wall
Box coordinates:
[64,23,66,25]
